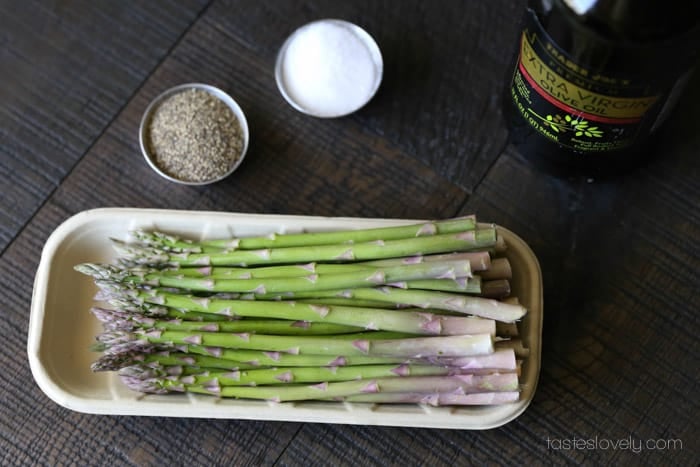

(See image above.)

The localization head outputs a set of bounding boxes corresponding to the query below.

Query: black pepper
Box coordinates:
[146,88,244,183]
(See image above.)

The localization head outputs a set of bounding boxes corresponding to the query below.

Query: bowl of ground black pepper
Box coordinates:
[140,83,249,185]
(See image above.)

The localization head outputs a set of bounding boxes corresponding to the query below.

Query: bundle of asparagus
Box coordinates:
[76,216,528,406]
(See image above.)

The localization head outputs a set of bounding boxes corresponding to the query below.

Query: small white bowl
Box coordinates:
[139,83,249,185]
[275,19,383,118]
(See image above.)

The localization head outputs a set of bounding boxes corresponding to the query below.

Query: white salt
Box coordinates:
[280,20,382,117]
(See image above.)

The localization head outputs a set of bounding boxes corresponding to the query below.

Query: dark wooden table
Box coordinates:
[2,1,698,465]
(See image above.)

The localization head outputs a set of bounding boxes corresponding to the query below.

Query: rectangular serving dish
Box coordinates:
[28,208,542,429]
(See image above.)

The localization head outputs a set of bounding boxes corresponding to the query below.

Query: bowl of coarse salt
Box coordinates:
[275,19,383,118]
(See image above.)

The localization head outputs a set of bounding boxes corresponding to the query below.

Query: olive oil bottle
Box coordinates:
[505,0,700,177]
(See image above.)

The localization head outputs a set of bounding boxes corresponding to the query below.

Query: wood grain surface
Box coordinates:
[0,0,209,251]
[1,0,698,465]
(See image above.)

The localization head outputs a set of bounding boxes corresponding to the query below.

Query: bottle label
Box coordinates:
[510,9,662,152]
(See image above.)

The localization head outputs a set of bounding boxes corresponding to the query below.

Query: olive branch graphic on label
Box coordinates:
[528,109,604,138]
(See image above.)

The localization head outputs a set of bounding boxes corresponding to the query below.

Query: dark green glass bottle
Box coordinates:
[505,0,700,177]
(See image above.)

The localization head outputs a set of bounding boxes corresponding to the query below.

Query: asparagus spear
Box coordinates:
[92,346,413,371]
[121,373,519,402]
[155,251,493,280]
[91,350,261,372]
[294,297,405,309]
[392,277,509,299]
[118,362,497,386]
[91,307,364,335]
[129,217,478,252]
[96,330,495,358]
[259,287,527,322]
[418,348,517,370]
[337,391,520,406]
[152,253,494,284]
[156,262,378,279]
[363,251,491,272]
[389,276,481,294]
[97,288,498,335]
[93,346,518,373]
[76,258,472,294]
[113,228,497,267]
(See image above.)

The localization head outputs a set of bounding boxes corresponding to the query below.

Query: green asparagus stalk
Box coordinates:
[119,362,494,386]
[363,251,491,272]
[97,299,241,322]
[389,276,481,294]
[91,350,261,372]
[156,262,378,279]
[121,373,519,401]
[336,391,520,406]
[239,347,518,371]
[139,348,518,381]
[76,259,472,294]
[419,348,517,370]
[258,287,527,322]
[92,346,414,371]
[294,297,406,309]
[98,288,498,335]
[394,277,508,299]
[91,307,364,335]
[129,217,478,252]
[178,345,414,367]
[112,228,497,267]
[154,255,493,284]
[93,346,518,373]
[97,329,494,359]
[155,251,493,281]
[165,363,513,378]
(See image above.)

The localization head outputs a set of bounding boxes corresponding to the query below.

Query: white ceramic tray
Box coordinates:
[28,208,542,429]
